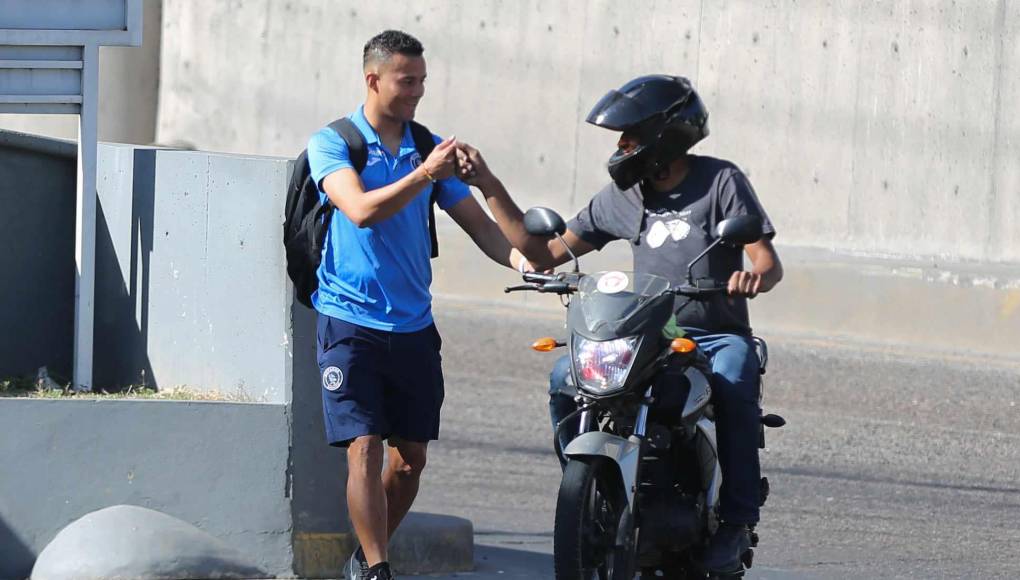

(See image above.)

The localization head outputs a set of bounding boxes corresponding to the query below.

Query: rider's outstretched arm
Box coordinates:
[454,143,595,270]
[445,194,517,269]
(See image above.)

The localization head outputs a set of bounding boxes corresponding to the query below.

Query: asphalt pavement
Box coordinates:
[401,297,1020,579]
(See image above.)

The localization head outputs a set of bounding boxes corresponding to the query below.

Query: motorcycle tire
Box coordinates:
[554,458,633,580]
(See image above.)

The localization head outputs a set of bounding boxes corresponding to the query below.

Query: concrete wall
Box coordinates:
[1,130,351,578]
[5,1,1015,357]
[0,399,292,580]
[0,132,78,380]
[0,131,294,401]
[94,143,294,401]
[155,0,1020,265]
[0,0,162,144]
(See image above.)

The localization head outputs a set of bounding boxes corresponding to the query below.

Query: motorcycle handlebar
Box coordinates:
[673,284,729,298]
[512,275,729,297]
[505,283,541,293]
[522,272,559,283]
[504,272,580,295]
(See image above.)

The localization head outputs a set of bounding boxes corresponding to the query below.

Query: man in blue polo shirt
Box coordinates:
[306,30,527,580]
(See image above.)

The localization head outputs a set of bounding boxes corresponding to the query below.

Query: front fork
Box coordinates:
[571,386,654,512]
[576,385,653,438]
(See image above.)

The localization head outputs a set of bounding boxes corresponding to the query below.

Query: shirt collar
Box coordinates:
[352,105,416,157]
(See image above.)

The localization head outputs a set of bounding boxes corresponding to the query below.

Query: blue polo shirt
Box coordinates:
[306,106,470,332]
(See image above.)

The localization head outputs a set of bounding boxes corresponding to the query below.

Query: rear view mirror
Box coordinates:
[522,206,579,272]
[716,215,763,246]
[684,214,764,283]
[524,207,567,237]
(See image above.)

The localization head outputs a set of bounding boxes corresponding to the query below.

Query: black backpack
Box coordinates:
[283,117,442,308]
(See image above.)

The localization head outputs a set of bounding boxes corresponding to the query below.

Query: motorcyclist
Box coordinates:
[456,74,783,575]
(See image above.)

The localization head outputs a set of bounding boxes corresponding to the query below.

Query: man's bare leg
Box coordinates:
[347,435,388,566]
[383,438,428,538]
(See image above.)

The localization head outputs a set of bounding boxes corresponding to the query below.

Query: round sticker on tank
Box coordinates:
[597,271,630,294]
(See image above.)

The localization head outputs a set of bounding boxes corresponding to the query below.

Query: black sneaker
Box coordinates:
[703,523,752,574]
[365,561,394,580]
[344,546,370,580]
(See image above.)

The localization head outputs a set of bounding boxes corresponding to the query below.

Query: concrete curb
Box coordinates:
[293,512,473,578]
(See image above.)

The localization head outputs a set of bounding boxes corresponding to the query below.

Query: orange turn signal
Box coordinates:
[531,337,563,352]
[670,338,697,354]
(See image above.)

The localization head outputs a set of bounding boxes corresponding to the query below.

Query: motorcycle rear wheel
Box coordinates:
[554,458,634,580]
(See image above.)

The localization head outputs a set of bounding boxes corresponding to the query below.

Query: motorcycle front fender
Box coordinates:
[563,431,641,509]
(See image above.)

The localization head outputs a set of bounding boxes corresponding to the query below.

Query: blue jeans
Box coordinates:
[548,333,762,524]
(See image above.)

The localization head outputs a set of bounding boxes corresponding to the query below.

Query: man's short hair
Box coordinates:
[363,30,424,70]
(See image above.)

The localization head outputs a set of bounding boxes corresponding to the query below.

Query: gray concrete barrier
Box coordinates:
[0,130,293,400]
[0,399,291,580]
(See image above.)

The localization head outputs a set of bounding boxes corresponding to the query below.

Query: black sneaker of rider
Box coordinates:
[344,546,370,580]
[365,561,394,580]
[703,522,752,575]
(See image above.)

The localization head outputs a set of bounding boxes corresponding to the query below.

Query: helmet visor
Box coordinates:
[585,90,654,131]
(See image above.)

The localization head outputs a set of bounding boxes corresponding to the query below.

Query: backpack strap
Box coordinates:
[409,120,441,259]
[328,117,368,174]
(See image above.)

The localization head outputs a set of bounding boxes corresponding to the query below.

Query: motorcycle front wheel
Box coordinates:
[554,458,635,580]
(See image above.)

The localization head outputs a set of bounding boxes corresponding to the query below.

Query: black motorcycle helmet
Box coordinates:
[586,75,709,190]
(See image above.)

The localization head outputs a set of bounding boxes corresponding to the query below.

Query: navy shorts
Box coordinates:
[316,314,445,447]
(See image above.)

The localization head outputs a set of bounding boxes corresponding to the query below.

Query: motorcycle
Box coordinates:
[506,207,786,579]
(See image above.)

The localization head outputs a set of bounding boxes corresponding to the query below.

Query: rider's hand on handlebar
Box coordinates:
[727,270,763,298]
[511,248,554,275]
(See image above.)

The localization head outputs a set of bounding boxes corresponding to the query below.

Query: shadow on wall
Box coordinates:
[289,300,349,535]
[0,513,35,580]
[0,134,159,391]
[0,142,76,380]
[93,148,158,390]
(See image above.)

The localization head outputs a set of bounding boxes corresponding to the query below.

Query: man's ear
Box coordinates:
[365,70,380,93]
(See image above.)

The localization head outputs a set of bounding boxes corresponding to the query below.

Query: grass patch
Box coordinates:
[0,374,257,402]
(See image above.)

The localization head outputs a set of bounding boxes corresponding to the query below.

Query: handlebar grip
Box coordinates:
[522,272,558,283]
[674,284,729,297]
[538,282,570,293]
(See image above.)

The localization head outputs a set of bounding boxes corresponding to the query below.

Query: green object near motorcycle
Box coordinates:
[661,314,688,339]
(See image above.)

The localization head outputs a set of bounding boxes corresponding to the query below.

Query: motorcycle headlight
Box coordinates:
[572,336,641,395]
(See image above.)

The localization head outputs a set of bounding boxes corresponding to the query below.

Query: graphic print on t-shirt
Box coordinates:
[645,209,693,249]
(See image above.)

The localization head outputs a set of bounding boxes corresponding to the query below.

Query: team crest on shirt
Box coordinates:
[410,152,423,168]
[322,366,344,391]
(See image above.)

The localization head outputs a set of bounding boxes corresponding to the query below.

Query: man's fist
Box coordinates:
[421,135,458,181]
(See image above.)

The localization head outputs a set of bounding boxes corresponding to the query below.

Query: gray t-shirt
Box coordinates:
[567,155,775,335]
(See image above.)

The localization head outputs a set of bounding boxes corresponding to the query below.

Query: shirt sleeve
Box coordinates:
[434,175,471,211]
[307,128,353,202]
[566,183,641,249]
[718,168,776,240]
